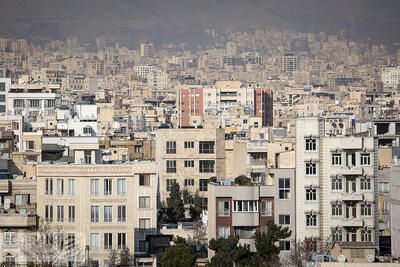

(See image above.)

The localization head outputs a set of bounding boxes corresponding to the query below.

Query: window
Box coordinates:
[199,160,215,172]
[47,99,55,107]
[15,194,30,205]
[331,204,342,216]
[90,206,99,222]
[66,233,75,249]
[166,141,176,154]
[382,201,389,214]
[139,174,150,186]
[261,200,272,216]
[139,219,150,230]
[139,196,150,208]
[83,126,92,135]
[90,179,99,196]
[332,153,342,165]
[56,179,64,195]
[90,233,100,250]
[29,100,40,107]
[361,204,372,216]
[57,206,64,222]
[184,179,194,186]
[184,141,194,148]
[84,150,92,164]
[104,206,113,222]
[378,182,389,194]
[331,178,342,191]
[360,178,371,191]
[118,233,126,249]
[45,178,53,195]
[351,249,365,258]
[68,179,75,196]
[117,205,126,222]
[332,229,343,242]
[0,95,5,102]
[279,241,291,251]
[4,232,17,245]
[361,229,372,242]
[104,179,112,195]
[234,227,256,239]
[117,179,126,196]
[306,214,317,227]
[279,178,290,199]
[14,99,24,107]
[306,188,317,201]
[104,233,112,250]
[305,163,317,175]
[218,227,230,238]
[45,205,53,222]
[134,145,142,153]
[68,206,75,222]
[305,138,317,151]
[218,201,230,216]
[184,160,194,168]
[199,179,208,191]
[361,153,371,166]
[166,179,176,192]
[199,141,215,154]
[166,160,176,173]
[0,83,5,91]
[138,240,149,253]
[233,201,258,212]
[279,215,291,225]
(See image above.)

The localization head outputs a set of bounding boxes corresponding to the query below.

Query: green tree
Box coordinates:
[190,190,203,220]
[253,220,292,265]
[160,237,197,267]
[119,247,132,265]
[234,175,251,185]
[208,235,252,267]
[166,182,185,222]
[158,200,172,223]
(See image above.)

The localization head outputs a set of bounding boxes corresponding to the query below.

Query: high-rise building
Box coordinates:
[276,53,299,72]
[140,43,154,58]
[0,78,11,115]
[226,42,237,56]
[381,66,400,88]
[296,117,377,248]
[254,88,273,127]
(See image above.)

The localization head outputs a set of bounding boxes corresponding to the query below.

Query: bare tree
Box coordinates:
[20,220,84,267]
[108,249,118,267]
[186,221,207,246]
[285,237,334,267]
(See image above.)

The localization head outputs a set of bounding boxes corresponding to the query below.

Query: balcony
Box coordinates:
[0,131,13,140]
[0,179,10,193]
[0,212,37,227]
[342,218,364,227]
[341,166,363,176]
[247,140,268,152]
[341,192,364,201]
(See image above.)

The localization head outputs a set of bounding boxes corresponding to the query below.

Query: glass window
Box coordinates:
[104,233,112,250]
[199,179,208,191]
[184,141,194,149]
[279,178,290,199]
[361,153,371,166]
[139,197,150,208]
[45,178,53,195]
[90,233,100,250]
[234,227,256,239]
[0,95,5,102]
[361,229,372,242]
[306,188,317,201]
[90,179,99,196]
[117,205,126,222]
[104,179,112,195]
[139,219,150,230]
[166,141,176,154]
[233,201,258,212]
[45,205,53,222]
[218,200,230,216]
[166,160,176,173]
[184,179,194,186]
[139,174,150,186]
[305,163,317,175]
[4,232,17,245]
[199,160,215,173]
[68,206,75,222]
[218,227,230,238]
[378,182,389,194]
[15,194,30,206]
[67,233,75,249]
[90,206,99,222]
[0,83,5,92]
[382,201,390,214]
[118,233,126,249]
[332,229,343,242]
[68,179,75,196]
[166,179,176,192]
[279,215,290,225]
[104,206,113,222]
[117,179,126,196]
[279,241,291,251]
[57,206,64,222]
[261,200,272,216]
[332,178,342,191]
[184,160,194,168]
[361,204,372,216]
[199,141,215,154]
[331,204,342,216]
[305,138,317,151]
[306,214,317,226]
[56,179,64,195]
[332,153,342,166]
[360,178,371,191]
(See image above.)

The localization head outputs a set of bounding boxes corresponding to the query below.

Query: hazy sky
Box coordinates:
[1,0,399,45]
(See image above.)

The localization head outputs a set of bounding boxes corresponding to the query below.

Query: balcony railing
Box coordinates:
[341,192,364,201]
[342,218,364,227]
[341,166,363,176]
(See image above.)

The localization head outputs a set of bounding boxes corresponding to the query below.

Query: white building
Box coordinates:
[147,71,168,90]
[0,78,11,115]
[296,117,377,244]
[135,66,156,80]
[381,66,400,88]
[56,104,98,137]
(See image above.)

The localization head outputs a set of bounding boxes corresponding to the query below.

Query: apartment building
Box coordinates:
[381,66,400,88]
[36,162,158,267]
[0,179,38,266]
[0,78,11,115]
[391,154,400,259]
[296,117,377,246]
[176,86,204,127]
[276,53,299,72]
[156,128,226,207]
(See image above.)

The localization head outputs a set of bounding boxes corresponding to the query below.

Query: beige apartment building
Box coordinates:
[156,128,226,208]
[36,162,158,267]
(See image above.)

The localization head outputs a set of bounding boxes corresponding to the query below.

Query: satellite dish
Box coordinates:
[367,255,375,263]
[1,153,8,159]
[338,254,346,262]
[4,199,10,210]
